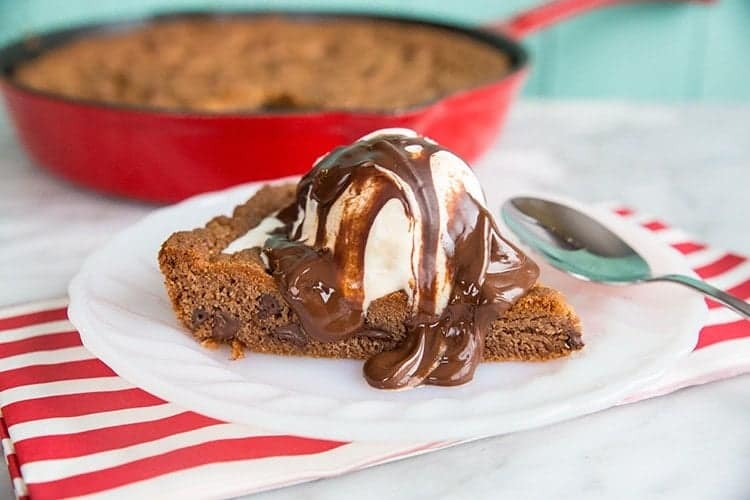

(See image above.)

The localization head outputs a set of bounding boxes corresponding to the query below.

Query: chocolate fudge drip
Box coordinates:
[264,134,539,389]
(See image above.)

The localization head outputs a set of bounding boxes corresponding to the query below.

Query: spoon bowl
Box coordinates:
[501,196,750,318]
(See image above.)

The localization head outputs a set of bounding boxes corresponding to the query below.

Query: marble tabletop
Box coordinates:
[0,100,748,499]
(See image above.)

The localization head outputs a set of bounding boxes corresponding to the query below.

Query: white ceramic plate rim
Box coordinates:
[69,181,706,441]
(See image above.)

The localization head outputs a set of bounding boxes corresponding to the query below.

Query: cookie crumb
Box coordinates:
[230,340,246,360]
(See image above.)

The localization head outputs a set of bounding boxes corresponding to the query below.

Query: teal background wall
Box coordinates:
[1,0,748,101]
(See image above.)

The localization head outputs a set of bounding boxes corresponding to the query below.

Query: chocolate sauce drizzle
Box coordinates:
[263,133,539,389]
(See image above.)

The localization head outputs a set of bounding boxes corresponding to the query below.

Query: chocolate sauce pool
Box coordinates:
[263,134,539,389]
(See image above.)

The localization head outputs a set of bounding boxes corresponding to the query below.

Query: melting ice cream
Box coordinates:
[226,128,539,389]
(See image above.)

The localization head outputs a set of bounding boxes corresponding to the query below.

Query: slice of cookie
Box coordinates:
[159,183,583,362]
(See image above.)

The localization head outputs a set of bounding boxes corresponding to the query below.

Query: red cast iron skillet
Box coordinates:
[0,0,705,202]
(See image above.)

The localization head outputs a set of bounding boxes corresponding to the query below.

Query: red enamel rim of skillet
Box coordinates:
[0,0,708,203]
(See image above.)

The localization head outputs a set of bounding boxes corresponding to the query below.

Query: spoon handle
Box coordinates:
[649,274,750,319]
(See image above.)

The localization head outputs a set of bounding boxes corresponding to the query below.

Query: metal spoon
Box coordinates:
[501,196,750,318]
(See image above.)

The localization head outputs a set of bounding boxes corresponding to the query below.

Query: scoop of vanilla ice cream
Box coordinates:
[291,128,487,313]
[224,128,488,314]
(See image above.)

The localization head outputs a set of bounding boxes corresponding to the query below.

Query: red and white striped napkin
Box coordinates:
[0,207,748,499]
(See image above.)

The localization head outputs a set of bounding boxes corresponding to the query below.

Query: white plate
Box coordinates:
[68,181,706,442]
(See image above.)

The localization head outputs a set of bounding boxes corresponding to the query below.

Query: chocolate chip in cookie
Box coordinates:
[271,323,308,348]
[212,311,241,341]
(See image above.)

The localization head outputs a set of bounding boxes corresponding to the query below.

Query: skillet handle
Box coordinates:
[492,0,714,39]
